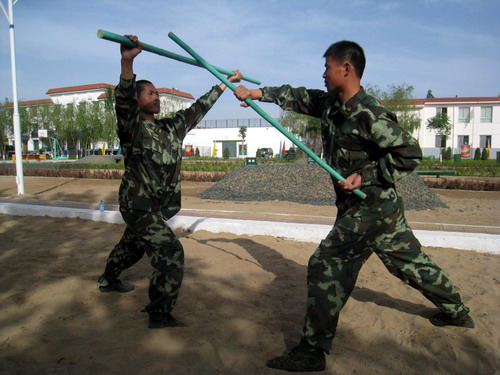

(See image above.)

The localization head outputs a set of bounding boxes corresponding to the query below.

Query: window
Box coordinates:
[480,135,492,148]
[435,135,447,148]
[457,135,469,146]
[436,107,447,115]
[458,107,470,123]
[481,106,492,123]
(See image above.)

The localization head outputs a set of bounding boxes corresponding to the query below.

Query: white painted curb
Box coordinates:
[1,202,499,254]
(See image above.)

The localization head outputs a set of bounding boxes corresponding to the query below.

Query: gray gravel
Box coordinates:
[198,164,448,211]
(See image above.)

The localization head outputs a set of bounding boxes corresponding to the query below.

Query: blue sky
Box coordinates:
[1,0,499,120]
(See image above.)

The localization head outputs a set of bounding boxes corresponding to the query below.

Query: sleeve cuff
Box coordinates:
[259,86,275,102]
[119,74,136,87]
[214,84,223,94]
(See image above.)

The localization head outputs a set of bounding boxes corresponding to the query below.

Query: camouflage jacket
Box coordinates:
[115,76,223,219]
[260,85,422,214]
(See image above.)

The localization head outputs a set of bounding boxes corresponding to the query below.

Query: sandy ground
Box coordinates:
[0,176,499,374]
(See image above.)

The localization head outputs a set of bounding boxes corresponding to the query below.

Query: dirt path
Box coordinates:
[1,176,499,234]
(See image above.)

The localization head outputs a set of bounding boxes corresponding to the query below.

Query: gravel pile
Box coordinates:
[198,164,448,211]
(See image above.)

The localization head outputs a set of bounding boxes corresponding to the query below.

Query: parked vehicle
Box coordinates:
[258,147,274,158]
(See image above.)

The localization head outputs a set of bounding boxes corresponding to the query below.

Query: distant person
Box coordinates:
[97,34,242,328]
[234,40,473,372]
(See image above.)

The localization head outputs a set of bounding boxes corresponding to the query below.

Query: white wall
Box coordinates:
[50,92,103,105]
[184,127,294,157]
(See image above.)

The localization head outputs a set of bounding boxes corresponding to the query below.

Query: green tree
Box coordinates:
[474,147,482,160]
[101,87,118,153]
[49,104,71,151]
[18,105,41,152]
[426,112,452,137]
[36,104,60,151]
[366,83,421,134]
[238,126,247,143]
[427,112,452,155]
[481,148,489,160]
[443,147,452,161]
[85,102,105,154]
[0,100,11,157]
[279,110,321,152]
[60,103,79,151]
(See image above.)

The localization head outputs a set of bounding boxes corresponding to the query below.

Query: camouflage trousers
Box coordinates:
[301,204,470,353]
[98,209,184,314]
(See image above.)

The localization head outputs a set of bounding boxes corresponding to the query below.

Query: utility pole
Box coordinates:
[1,0,24,194]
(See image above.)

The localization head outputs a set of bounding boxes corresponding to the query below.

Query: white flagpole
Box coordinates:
[1,0,24,194]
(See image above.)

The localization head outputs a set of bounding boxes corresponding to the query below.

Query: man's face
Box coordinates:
[322,56,345,94]
[138,83,160,115]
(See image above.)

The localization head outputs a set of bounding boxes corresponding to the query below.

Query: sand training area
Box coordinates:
[0,176,499,374]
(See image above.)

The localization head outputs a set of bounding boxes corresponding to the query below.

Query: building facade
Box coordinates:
[189,96,500,159]
[413,96,499,159]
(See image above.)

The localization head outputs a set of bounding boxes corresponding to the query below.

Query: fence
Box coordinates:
[195,118,278,129]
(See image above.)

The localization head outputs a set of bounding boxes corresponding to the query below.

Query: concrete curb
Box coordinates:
[1,202,499,254]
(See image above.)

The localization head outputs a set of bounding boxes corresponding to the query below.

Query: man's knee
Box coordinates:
[150,239,184,270]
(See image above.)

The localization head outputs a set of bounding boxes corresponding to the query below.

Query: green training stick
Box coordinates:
[168,32,366,200]
[97,29,261,85]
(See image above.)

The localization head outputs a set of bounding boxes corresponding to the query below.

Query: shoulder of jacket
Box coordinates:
[358,95,397,123]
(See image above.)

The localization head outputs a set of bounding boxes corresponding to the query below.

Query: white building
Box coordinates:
[412,96,499,158]
[45,82,194,112]
[185,118,289,158]
[189,96,500,159]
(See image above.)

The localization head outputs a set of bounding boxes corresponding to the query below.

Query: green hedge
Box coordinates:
[417,158,500,177]
[1,157,499,177]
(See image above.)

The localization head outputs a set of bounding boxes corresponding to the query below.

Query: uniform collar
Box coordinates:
[338,87,366,117]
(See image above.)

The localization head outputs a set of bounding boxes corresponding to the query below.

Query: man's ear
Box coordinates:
[343,61,352,77]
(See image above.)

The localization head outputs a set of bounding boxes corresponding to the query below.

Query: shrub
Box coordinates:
[481,147,489,160]
[284,147,298,161]
[474,148,482,160]
[441,147,452,161]
[223,147,230,159]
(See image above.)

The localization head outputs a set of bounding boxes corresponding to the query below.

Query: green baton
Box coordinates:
[97,29,261,85]
[168,32,366,200]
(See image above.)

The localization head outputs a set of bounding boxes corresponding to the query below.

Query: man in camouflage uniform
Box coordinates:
[97,35,242,328]
[234,40,473,372]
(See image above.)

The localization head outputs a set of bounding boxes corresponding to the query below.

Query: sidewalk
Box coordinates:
[1,176,499,253]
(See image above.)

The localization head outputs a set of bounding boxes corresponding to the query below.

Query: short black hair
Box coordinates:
[323,41,366,79]
[136,79,154,97]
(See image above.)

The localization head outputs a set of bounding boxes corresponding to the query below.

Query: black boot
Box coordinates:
[98,278,135,293]
[148,312,186,328]
[430,312,474,328]
[266,340,326,372]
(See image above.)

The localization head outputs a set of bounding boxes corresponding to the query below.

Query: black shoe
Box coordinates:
[430,312,474,328]
[148,312,186,328]
[266,341,326,372]
[98,279,135,293]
